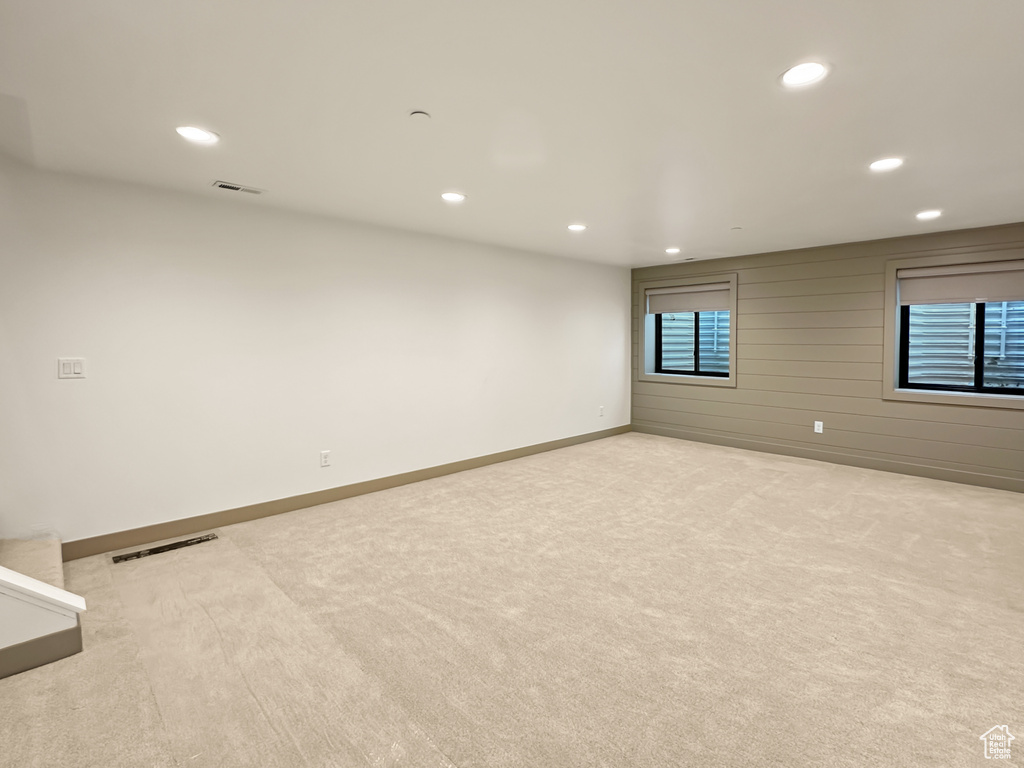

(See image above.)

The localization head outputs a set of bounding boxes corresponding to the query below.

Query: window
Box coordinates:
[886,258,1024,405]
[899,302,1024,393]
[654,311,730,376]
[637,275,737,387]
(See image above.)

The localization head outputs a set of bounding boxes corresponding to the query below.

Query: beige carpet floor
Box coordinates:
[0,538,65,589]
[2,432,1022,767]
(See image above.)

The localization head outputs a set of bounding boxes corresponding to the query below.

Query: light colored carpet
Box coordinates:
[0,538,65,589]
[1,432,1021,767]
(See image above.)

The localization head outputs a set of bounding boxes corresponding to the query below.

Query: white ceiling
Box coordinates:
[2,0,1023,267]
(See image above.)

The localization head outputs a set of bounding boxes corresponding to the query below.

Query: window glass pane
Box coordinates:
[982,301,1024,390]
[906,303,975,387]
[698,310,730,373]
[660,313,695,370]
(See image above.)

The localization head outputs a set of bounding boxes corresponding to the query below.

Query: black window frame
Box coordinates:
[898,302,1020,394]
[653,311,730,378]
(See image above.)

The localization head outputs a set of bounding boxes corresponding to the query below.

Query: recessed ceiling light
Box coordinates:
[175,126,219,144]
[781,61,829,88]
[665,247,681,255]
[916,209,942,221]
[870,157,904,172]
[409,110,431,119]
[441,192,466,203]
[567,223,587,232]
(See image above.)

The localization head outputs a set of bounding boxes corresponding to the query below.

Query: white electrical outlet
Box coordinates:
[599,405,605,417]
[320,450,331,467]
[814,421,824,434]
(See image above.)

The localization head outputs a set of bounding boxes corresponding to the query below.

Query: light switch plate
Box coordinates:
[57,358,87,379]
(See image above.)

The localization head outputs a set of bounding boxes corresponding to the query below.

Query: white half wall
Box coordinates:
[0,565,85,647]
[0,155,631,542]
[0,593,77,648]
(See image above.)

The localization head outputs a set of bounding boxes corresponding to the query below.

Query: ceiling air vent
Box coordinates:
[211,180,264,195]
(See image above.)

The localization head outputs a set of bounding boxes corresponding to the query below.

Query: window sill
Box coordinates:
[884,386,1024,410]
[637,371,736,388]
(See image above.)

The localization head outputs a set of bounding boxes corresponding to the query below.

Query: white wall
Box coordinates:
[0,155,631,542]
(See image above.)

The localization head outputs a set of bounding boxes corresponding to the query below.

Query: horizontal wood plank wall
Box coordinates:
[632,222,1024,493]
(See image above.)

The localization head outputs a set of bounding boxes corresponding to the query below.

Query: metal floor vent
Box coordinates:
[211,180,264,195]
[112,533,218,564]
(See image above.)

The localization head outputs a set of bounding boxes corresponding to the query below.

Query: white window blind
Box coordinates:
[646,283,730,314]
[897,260,1024,305]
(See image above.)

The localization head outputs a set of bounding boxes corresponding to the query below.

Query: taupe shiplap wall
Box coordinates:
[631,222,1024,493]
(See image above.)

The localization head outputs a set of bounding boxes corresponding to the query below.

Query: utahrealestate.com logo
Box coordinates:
[980,726,1014,760]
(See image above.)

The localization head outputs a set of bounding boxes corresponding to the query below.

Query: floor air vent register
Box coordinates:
[112,533,218,564]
